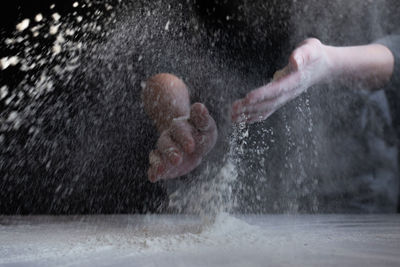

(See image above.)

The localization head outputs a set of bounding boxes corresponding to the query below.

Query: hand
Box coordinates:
[231,38,331,123]
[147,103,218,182]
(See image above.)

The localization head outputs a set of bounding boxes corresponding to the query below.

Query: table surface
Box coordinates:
[1,214,399,267]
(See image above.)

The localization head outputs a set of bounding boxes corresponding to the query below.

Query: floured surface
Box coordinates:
[0,214,399,267]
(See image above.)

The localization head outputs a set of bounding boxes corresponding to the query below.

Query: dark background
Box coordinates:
[0,0,78,35]
[1,0,399,214]
[0,0,292,214]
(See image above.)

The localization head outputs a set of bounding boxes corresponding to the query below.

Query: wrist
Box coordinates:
[323,45,343,83]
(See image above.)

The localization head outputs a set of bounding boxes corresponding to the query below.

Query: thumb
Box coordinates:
[273,65,291,81]
[290,38,323,71]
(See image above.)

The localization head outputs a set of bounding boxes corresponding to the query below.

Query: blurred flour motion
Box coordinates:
[0,0,399,215]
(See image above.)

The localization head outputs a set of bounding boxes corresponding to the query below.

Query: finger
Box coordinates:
[244,90,294,118]
[150,149,177,182]
[246,110,275,124]
[156,132,183,166]
[291,47,309,71]
[240,97,279,115]
[233,113,251,123]
[233,97,272,122]
[233,99,265,123]
[273,65,291,81]
[148,150,163,182]
[231,111,243,123]
[232,98,246,114]
[170,119,195,154]
[190,126,218,155]
[233,73,303,123]
[190,103,217,133]
[241,94,288,124]
[243,66,295,105]
[256,70,304,102]
[245,83,283,105]
[232,98,273,122]
[244,85,305,123]
[231,99,245,122]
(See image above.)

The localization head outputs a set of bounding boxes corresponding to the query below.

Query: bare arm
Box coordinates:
[327,43,394,90]
[232,38,395,123]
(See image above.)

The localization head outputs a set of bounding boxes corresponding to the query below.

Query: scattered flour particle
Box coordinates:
[50,4,55,9]
[105,4,113,11]
[5,97,13,106]
[5,38,14,45]
[165,20,170,31]
[33,31,39,37]
[73,2,79,8]
[52,13,61,21]
[15,36,25,43]
[7,111,22,130]
[35,13,43,22]
[76,42,83,50]
[0,86,9,100]
[6,111,18,123]
[65,29,75,36]
[30,25,43,32]
[20,62,36,71]
[52,44,62,55]
[16,19,30,32]
[0,56,19,70]
[76,16,83,23]
[8,56,19,66]
[0,57,10,70]
[50,24,60,35]
[56,34,65,43]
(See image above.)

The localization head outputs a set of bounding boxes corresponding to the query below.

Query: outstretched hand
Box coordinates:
[148,103,217,182]
[231,38,331,123]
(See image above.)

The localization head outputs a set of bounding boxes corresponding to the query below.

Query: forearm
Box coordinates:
[142,73,190,133]
[325,44,395,90]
